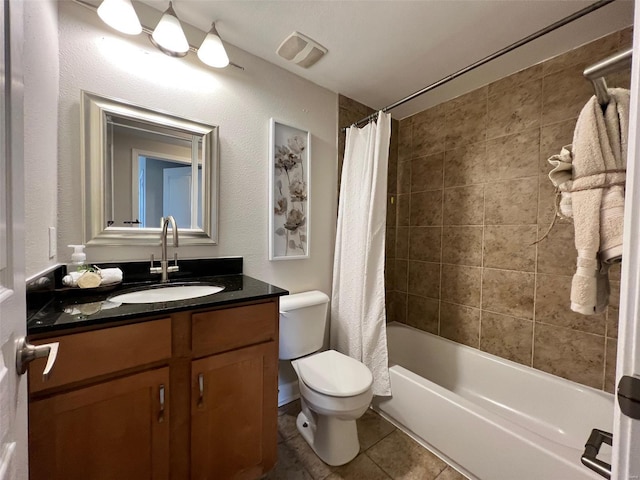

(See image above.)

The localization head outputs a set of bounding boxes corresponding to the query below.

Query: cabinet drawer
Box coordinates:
[192,302,277,357]
[29,318,172,394]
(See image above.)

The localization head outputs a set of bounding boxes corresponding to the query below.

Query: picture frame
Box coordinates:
[269,118,310,260]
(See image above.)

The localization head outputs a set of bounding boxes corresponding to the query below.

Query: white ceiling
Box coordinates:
[135,0,634,119]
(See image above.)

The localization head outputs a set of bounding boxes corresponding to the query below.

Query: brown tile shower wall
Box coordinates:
[387,27,632,392]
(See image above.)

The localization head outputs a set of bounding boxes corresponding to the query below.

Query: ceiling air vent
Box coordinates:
[276,31,327,68]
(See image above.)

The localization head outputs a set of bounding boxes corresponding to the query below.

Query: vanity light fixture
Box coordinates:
[84,0,242,69]
[150,1,189,57]
[196,22,229,68]
[97,0,142,35]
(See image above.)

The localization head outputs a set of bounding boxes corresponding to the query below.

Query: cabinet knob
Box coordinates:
[16,337,59,379]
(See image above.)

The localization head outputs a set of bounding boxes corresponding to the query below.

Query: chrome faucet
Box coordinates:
[150,215,179,282]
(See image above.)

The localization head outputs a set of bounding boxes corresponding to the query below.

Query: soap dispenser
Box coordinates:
[67,244,88,273]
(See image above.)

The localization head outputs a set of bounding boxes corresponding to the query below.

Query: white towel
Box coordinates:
[62,271,83,287]
[570,88,629,315]
[548,144,574,218]
[99,268,124,285]
[62,267,123,287]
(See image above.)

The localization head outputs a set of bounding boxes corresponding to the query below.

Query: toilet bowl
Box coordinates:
[278,291,374,466]
[292,350,373,466]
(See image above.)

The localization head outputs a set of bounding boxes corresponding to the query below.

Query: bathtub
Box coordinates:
[373,322,614,480]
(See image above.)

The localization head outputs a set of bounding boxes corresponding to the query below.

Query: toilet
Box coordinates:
[279,291,373,466]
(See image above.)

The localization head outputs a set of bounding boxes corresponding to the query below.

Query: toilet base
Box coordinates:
[296,409,360,466]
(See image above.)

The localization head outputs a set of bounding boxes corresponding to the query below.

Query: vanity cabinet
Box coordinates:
[190,303,278,479]
[28,299,280,480]
[28,318,172,480]
[29,367,170,480]
[191,342,277,479]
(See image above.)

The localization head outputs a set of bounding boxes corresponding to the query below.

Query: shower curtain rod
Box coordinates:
[344,0,617,131]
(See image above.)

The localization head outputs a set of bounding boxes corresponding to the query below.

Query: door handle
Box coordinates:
[197,373,204,407]
[15,337,59,380]
[581,429,612,479]
[158,384,165,423]
[618,375,640,419]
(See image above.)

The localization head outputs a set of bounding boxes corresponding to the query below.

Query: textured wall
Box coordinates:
[387,27,632,392]
[52,2,338,295]
[24,0,59,278]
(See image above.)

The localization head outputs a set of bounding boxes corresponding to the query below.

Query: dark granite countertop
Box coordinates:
[27,258,288,336]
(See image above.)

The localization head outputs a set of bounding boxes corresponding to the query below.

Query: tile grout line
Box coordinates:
[531,68,556,368]
[602,336,609,391]
[433,466,459,480]
[360,425,398,453]
[393,127,402,324]
[478,86,490,351]
[478,127,487,350]
[389,126,396,321]
[439,107,451,338]
[361,450,393,480]
[603,273,622,388]
[280,432,321,480]
[438,140,445,336]
[531,106,543,368]
[432,464,451,480]
[404,126,414,324]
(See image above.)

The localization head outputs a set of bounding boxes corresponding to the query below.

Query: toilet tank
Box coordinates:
[279,290,330,360]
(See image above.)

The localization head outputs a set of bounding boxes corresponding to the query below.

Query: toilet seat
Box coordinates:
[295,350,373,397]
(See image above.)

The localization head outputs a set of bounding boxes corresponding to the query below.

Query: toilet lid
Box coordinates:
[296,350,373,397]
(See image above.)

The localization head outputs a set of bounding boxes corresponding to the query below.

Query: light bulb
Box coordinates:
[150,2,189,57]
[197,23,229,68]
[97,0,142,35]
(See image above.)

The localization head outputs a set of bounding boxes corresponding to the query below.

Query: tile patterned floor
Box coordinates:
[266,400,468,480]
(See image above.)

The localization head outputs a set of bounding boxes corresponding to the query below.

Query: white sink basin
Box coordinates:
[109,285,224,304]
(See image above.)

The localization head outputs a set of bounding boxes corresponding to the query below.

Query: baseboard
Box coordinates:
[278,380,300,407]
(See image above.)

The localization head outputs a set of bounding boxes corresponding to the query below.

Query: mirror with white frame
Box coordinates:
[81,91,219,246]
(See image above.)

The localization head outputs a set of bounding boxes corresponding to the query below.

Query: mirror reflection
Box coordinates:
[82,91,219,246]
[107,115,203,229]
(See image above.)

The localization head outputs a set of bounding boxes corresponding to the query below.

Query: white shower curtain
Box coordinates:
[330,111,392,396]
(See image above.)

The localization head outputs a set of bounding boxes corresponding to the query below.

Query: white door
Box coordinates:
[613,2,640,479]
[163,166,193,228]
[0,1,28,478]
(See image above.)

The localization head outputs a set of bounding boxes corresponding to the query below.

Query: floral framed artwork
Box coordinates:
[269,118,310,260]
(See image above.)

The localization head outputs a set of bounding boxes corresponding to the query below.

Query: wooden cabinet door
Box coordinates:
[191,341,278,480]
[29,367,170,480]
